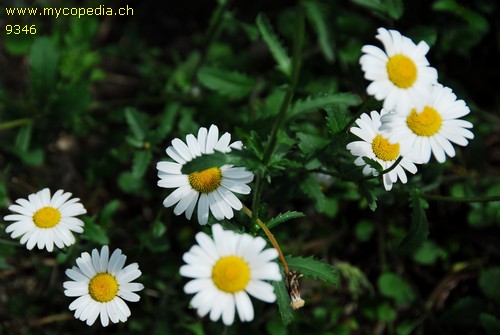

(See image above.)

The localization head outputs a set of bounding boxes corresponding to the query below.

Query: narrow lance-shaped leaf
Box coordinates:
[304,1,334,62]
[132,150,153,179]
[267,211,305,229]
[125,107,147,141]
[285,255,339,285]
[273,278,294,325]
[197,67,256,99]
[399,188,429,253]
[256,13,292,77]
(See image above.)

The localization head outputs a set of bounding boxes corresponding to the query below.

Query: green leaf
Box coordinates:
[289,93,361,119]
[352,0,404,20]
[99,199,121,225]
[362,157,383,173]
[267,211,305,229]
[355,220,375,242]
[304,1,334,62]
[125,107,148,141]
[326,105,350,135]
[300,175,326,212]
[286,255,339,285]
[256,13,292,77]
[29,37,58,102]
[273,277,294,325]
[378,272,416,305]
[15,123,33,152]
[439,296,486,325]
[197,67,255,99]
[358,181,377,211]
[480,313,500,335]
[479,267,500,302]
[297,132,329,156]
[412,240,446,265]
[132,150,153,179]
[82,217,109,244]
[399,188,429,253]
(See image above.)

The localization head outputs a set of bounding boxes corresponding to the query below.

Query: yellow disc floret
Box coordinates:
[188,167,222,193]
[212,256,251,293]
[33,207,61,228]
[372,134,400,161]
[386,54,417,88]
[406,106,442,136]
[89,273,119,302]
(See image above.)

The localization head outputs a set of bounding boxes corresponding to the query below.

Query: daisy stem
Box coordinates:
[421,194,500,203]
[0,118,32,131]
[251,5,305,228]
[242,204,289,273]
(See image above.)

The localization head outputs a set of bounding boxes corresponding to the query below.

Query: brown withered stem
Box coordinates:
[242,204,305,309]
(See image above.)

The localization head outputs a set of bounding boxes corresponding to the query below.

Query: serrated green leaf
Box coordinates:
[256,13,291,77]
[479,267,500,302]
[304,1,334,62]
[289,93,361,119]
[267,211,305,229]
[286,255,338,285]
[297,132,329,156]
[378,272,416,305]
[300,175,326,212]
[273,277,294,325]
[326,106,349,135]
[132,150,152,178]
[481,313,500,335]
[29,37,58,101]
[125,107,148,141]
[399,189,429,253]
[197,67,255,99]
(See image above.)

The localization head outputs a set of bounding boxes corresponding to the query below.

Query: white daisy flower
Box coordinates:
[346,110,418,191]
[180,224,282,326]
[3,188,86,252]
[63,245,144,327]
[360,27,438,112]
[157,124,254,225]
[381,84,474,164]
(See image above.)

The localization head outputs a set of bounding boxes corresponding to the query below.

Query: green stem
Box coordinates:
[422,194,500,203]
[0,118,32,131]
[360,156,403,181]
[251,6,305,227]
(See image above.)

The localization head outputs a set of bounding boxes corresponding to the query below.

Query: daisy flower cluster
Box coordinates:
[348,27,474,190]
[3,189,144,327]
[157,124,283,325]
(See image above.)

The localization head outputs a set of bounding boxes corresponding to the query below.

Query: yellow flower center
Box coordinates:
[188,167,222,193]
[212,256,251,293]
[406,106,442,137]
[33,207,61,228]
[371,134,400,162]
[88,273,119,302]
[386,54,417,88]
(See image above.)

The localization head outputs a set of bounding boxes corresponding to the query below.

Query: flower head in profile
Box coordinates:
[3,188,86,252]
[157,124,254,225]
[346,110,418,191]
[63,245,144,327]
[381,84,474,163]
[180,224,282,326]
[360,27,438,112]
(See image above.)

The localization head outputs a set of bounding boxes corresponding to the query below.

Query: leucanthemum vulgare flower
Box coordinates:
[180,224,282,326]
[346,110,418,191]
[381,84,474,164]
[63,245,144,327]
[157,124,254,225]
[3,188,86,252]
[360,27,438,112]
